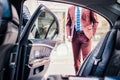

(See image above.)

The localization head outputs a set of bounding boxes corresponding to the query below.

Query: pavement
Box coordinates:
[44,40,98,78]
[44,41,75,78]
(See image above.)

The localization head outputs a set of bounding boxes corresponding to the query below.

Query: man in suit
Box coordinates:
[66,5,98,74]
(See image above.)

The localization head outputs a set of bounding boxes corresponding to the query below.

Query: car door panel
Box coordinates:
[27,40,56,80]
[25,5,59,80]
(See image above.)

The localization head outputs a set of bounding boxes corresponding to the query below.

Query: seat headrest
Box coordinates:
[1,0,12,20]
[0,0,19,25]
[11,5,19,25]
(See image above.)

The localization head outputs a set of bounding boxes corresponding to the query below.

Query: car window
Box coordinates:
[28,9,58,40]
[38,11,53,39]
[47,20,58,39]
[25,0,110,76]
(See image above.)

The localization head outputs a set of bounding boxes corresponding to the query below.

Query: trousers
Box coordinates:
[72,31,92,74]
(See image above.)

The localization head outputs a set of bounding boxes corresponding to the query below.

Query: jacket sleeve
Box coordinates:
[66,7,72,37]
[91,11,99,36]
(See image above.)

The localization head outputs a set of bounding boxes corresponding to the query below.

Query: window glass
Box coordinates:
[46,21,58,39]
[28,10,56,40]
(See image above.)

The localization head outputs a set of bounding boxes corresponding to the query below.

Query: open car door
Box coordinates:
[15,4,59,80]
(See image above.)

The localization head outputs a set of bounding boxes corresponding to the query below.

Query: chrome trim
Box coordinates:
[29,44,54,49]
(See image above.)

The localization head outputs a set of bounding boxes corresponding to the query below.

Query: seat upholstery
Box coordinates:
[77,30,116,76]
[0,5,19,45]
[104,17,120,76]
[0,0,19,80]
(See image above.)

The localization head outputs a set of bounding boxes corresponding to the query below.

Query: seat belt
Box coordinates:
[90,32,110,75]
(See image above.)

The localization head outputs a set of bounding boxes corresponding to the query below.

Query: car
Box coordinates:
[0,0,120,80]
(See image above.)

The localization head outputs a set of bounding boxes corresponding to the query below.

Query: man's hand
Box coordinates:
[67,36,72,42]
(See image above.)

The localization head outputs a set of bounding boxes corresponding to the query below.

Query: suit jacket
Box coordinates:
[66,6,98,39]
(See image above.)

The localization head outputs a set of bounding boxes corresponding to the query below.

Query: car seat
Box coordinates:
[77,16,120,77]
[0,0,19,80]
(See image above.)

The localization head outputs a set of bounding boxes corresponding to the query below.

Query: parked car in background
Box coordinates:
[0,0,120,80]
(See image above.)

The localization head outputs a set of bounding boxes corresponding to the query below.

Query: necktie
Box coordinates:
[75,6,81,31]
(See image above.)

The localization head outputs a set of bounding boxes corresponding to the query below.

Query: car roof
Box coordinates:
[10,0,120,26]
[49,0,116,5]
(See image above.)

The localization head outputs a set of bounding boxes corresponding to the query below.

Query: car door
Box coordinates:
[15,4,59,80]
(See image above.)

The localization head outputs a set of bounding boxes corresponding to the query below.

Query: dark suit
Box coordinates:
[66,6,98,74]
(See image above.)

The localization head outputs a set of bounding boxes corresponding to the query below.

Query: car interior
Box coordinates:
[0,0,120,80]
[0,0,19,80]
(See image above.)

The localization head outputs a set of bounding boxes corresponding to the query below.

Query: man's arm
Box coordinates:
[92,11,99,36]
[66,7,73,41]
[66,7,72,37]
